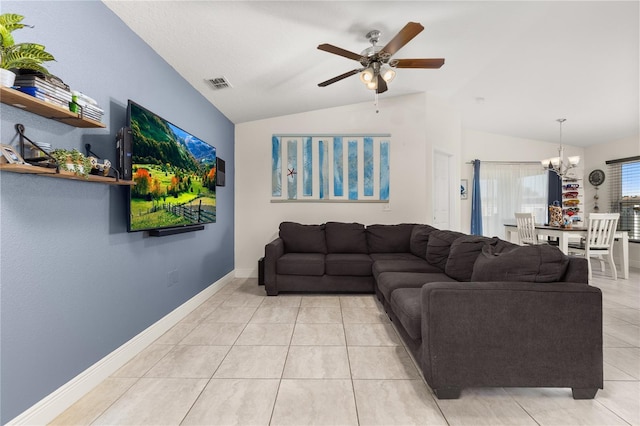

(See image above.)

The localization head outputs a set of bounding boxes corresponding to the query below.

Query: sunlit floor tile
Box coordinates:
[92,377,207,425]
[144,345,230,378]
[49,378,137,425]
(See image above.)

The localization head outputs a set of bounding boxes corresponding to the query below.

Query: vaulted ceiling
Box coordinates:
[103,1,639,147]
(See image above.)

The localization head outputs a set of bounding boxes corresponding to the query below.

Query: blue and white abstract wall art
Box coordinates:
[271,136,281,197]
[271,134,390,202]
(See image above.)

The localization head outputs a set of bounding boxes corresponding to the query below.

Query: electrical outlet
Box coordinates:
[383,203,391,211]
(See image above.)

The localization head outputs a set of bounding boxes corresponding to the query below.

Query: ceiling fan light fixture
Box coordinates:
[366,79,378,90]
[359,68,374,84]
[381,67,396,82]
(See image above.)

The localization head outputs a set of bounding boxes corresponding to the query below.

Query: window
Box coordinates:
[607,156,640,242]
[479,163,548,238]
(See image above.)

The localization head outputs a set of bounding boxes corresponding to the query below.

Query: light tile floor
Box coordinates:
[52,267,640,425]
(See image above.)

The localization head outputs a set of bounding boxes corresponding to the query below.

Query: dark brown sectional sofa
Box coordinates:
[264,221,603,399]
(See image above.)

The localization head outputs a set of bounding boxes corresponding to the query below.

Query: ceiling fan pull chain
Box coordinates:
[374,91,379,113]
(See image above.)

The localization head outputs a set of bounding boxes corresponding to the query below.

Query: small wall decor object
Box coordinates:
[460,179,468,200]
[0,144,25,164]
[588,169,605,211]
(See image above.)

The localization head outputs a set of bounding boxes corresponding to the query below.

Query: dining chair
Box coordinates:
[514,212,539,245]
[568,213,620,281]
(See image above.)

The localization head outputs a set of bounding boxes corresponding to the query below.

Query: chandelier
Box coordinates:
[540,118,580,178]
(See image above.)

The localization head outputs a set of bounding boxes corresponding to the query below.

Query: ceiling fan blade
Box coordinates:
[393,58,445,69]
[318,69,361,87]
[380,22,424,57]
[376,75,388,94]
[317,43,363,61]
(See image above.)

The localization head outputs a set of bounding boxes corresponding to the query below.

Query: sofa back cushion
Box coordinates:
[366,224,415,253]
[471,244,570,283]
[425,230,466,271]
[325,222,368,253]
[410,224,438,259]
[279,222,327,253]
[445,235,496,281]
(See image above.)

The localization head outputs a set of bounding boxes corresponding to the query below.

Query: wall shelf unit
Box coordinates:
[0,86,105,128]
[0,163,133,186]
[562,177,583,223]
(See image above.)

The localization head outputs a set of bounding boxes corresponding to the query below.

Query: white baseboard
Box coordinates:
[7,271,235,426]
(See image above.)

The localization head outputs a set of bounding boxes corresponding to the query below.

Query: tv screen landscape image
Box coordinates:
[127,100,216,232]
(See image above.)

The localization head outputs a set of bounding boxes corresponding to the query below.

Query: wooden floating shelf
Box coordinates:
[0,86,106,128]
[0,163,133,186]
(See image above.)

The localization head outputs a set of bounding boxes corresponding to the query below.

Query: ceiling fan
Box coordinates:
[317,22,445,94]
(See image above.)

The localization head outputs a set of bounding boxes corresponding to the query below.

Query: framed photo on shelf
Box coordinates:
[460,179,468,200]
[0,144,25,164]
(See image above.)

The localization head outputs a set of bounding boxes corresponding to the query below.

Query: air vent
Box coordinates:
[207,77,232,90]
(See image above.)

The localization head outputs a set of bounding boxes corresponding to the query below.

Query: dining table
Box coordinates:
[503,223,630,280]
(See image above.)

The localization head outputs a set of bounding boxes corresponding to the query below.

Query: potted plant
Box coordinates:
[50,149,92,178]
[0,13,55,87]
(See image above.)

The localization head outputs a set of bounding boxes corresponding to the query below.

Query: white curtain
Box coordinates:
[480,163,548,238]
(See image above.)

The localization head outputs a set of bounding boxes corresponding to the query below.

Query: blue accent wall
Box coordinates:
[0,1,235,422]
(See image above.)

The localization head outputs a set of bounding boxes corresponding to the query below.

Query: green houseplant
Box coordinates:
[50,149,92,178]
[0,13,55,87]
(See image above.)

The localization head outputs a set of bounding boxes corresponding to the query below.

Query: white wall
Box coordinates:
[584,134,640,269]
[234,93,461,277]
[459,129,585,234]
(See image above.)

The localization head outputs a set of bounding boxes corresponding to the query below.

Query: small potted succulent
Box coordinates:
[50,149,92,178]
[0,13,55,87]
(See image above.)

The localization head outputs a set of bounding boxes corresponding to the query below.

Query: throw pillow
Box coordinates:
[425,230,466,270]
[279,222,327,253]
[410,224,438,259]
[325,222,368,253]
[471,244,570,283]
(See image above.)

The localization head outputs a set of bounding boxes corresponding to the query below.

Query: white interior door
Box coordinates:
[433,151,451,229]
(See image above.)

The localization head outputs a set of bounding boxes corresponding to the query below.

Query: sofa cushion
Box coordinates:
[325,222,368,253]
[471,244,570,283]
[425,230,466,271]
[325,253,373,276]
[410,224,438,259]
[389,288,422,341]
[277,253,325,276]
[376,271,456,301]
[279,222,327,254]
[366,224,415,253]
[372,259,442,280]
[445,235,496,281]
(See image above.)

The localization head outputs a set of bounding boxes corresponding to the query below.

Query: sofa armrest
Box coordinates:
[264,238,285,295]
[420,281,602,393]
[563,256,589,283]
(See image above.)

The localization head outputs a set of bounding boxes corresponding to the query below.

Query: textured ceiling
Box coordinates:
[103,1,639,147]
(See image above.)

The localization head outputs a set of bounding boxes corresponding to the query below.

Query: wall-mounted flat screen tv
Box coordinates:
[126,100,216,232]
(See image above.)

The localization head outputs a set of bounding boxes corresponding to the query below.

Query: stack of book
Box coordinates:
[12,75,104,124]
[14,74,72,110]
[71,91,104,123]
